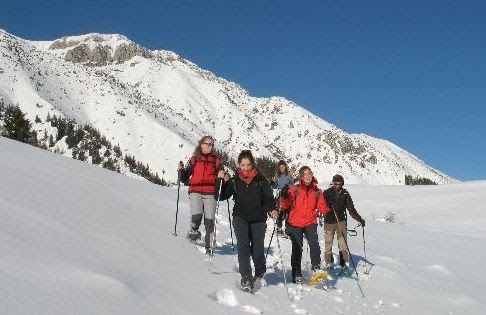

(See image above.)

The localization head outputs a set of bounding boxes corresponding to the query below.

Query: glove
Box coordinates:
[359,218,366,227]
[318,214,325,227]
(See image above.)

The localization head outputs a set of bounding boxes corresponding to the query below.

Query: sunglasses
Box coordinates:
[333,182,343,186]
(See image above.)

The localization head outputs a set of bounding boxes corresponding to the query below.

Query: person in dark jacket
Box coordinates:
[178,135,224,254]
[220,150,276,292]
[279,166,331,284]
[272,160,294,236]
[323,174,365,268]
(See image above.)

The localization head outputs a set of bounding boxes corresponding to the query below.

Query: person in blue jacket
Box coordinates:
[272,160,294,236]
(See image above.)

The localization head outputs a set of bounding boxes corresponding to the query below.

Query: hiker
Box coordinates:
[323,174,365,268]
[279,166,331,284]
[219,150,277,292]
[272,160,294,237]
[178,136,225,254]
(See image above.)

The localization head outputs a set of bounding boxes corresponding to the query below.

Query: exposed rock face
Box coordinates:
[50,35,152,65]
[91,45,113,64]
[64,44,91,63]
[113,43,151,63]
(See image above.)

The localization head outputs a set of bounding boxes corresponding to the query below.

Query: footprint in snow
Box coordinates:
[289,304,308,314]
[241,305,263,314]
[215,289,238,307]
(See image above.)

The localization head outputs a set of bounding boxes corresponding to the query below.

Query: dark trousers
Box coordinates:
[233,215,267,280]
[276,211,286,229]
[286,223,321,278]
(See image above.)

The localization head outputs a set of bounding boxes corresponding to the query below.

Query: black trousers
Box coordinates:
[233,215,267,280]
[286,223,321,278]
[276,211,286,229]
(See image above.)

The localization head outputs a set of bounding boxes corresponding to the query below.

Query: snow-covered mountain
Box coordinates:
[0,29,455,184]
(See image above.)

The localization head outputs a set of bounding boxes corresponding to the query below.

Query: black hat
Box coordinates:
[332,174,344,183]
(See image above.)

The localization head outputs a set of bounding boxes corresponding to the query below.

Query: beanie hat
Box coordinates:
[332,174,344,184]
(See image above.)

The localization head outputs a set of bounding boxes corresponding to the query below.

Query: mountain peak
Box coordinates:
[48,33,132,50]
[44,33,151,65]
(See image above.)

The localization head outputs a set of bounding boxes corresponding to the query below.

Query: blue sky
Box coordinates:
[1,0,485,181]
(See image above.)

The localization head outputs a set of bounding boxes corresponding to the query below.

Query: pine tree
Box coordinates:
[113,144,123,158]
[3,105,38,145]
[0,101,5,121]
[48,134,55,147]
[90,148,102,165]
[255,156,278,180]
[405,175,437,185]
[214,149,237,173]
[103,158,117,171]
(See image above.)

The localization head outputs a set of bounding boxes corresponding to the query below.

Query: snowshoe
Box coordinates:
[337,266,354,278]
[240,278,254,293]
[293,276,303,285]
[187,228,201,241]
[309,271,329,285]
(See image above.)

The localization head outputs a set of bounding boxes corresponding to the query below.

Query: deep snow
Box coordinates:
[1,137,484,314]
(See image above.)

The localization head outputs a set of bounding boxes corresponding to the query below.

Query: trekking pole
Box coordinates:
[331,206,358,277]
[274,217,291,300]
[331,206,365,298]
[265,217,277,259]
[227,199,234,252]
[265,189,281,259]
[361,224,370,274]
[210,178,224,256]
[173,164,182,236]
[347,225,359,237]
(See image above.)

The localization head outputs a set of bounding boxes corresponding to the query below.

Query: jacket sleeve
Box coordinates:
[279,186,295,211]
[218,177,235,201]
[317,189,331,215]
[346,193,362,221]
[261,179,277,213]
[179,158,194,183]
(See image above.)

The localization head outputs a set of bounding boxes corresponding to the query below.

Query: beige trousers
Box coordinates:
[324,221,348,265]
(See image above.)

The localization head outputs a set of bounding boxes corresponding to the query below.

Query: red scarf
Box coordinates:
[238,168,258,185]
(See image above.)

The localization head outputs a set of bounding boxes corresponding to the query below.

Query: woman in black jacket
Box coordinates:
[220,150,277,292]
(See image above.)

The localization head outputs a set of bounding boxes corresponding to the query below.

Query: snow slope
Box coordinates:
[1,137,484,314]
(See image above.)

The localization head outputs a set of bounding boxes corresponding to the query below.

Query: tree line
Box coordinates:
[0,103,166,186]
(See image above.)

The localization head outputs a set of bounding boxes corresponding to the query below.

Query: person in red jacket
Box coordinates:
[178,136,224,254]
[279,166,331,284]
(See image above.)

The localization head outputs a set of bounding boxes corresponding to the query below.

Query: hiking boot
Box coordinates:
[324,263,334,270]
[205,248,214,256]
[187,228,201,241]
[293,276,303,285]
[311,264,321,272]
[241,277,253,292]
